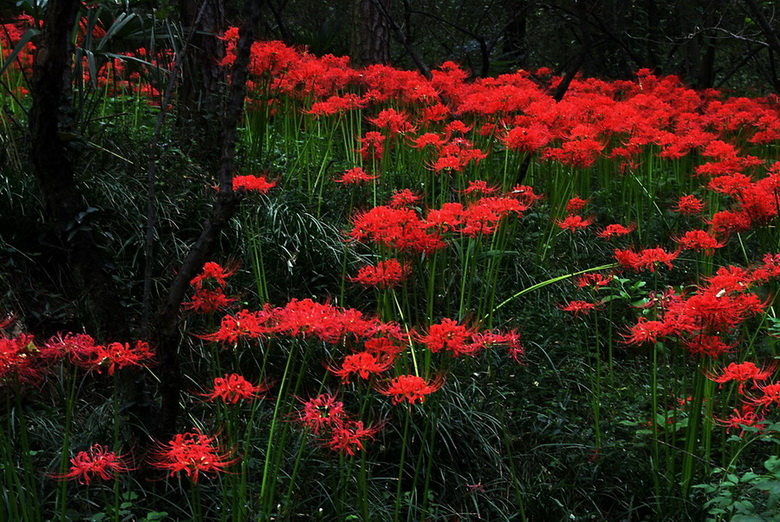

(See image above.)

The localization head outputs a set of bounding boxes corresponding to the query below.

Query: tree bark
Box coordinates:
[150,0,264,439]
[177,0,226,172]
[350,0,392,67]
[29,0,127,341]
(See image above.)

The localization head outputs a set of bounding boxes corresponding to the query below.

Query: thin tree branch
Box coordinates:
[142,0,210,338]
[151,0,264,439]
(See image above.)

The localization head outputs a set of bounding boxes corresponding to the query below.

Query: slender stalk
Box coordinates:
[393,405,412,522]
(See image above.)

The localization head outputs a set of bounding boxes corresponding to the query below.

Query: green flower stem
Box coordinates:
[393,405,412,522]
[56,365,79,522]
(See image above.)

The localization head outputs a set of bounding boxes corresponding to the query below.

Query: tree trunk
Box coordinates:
[501,0,529,68]
[350,0,392,67]
[29,0,127,341]
[177,0,226,172]
[150,0,264,440]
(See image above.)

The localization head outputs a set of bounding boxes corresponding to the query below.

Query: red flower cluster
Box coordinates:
[52,444,131,485]
[350,259,410,288]
[232,174,276,193]
[623,263,771,360]
[350,206,445,253]
[1,332,45,385]
[706,361,776,394]
[327,351,394,383]
[558,300,600,317]
[556,214,594,232]
[415,319,524,360]
[151,429,236,482]
[376,374,444,404]
[614,247,679,272]
[296,394,380,455]
[204,299,406,346]
[335,167,378,185]
[183,262,237,314]
[598,223,635,239]
[201,373,272,404]
[47,334,155,375]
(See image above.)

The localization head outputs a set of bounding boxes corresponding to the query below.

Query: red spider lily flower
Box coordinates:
[334,167,378,185]
[444,120,471,135]
[507,343,526,364]
[190,262,236,288]
[750,382,780,408]
[622,318,669,346]
[674,195,705,215]
[501,124,553,153]
[708,173,753,197]
[715,405,766,437]
[565,196,589,213]
[614,248,642,270]
[556,214,594,231]
[420,104,450,124]
[51,444,131,485]
[349,259,410,288]
[232,174,276,193]
[430,138,487,173]
[1,333,46,385]
[705,361,777,394]
[182,288,236,314]
[675,230,725,252]
[575,273,613,289]
[461,180,498,195]
[682,334,735,358]
[410,132,446,150]
[511,185,543,207]
[297,394,347,434]
[151,429,236,482]
[707,210,752,237]
[638,247,679,272]
[389,189,422,208]
[325,420,381,456]
[350,205,445,253]
[44,333,101,368]
[416,318,482,357]
[201,373,272,404]
[705,265,753,293]
[306,94,366,117]
[357,131,385,160]
[327,351,394,383]
[364,336,405,358]
[558,300,599,317]
[459,197,528,236]
[671,289,764,332]
[616,247,678,272]
[598,223,636,239]
[376,374,444,404]
[543,137,605,168]
[200,307,275,344]
[90,341,155,375]
[473,330,525,364]
[368,108,415,135]
[271,299,379,343]
[425,202,464,232]
[751,253,780,282]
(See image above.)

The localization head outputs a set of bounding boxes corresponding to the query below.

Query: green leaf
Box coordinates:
[0,27,39,77]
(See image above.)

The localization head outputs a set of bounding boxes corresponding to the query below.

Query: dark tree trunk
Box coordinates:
[150,0,264,440]
[501,0,528,68]
[350,0,392,67]
[177,0,226,172]
[29,0,127,341]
